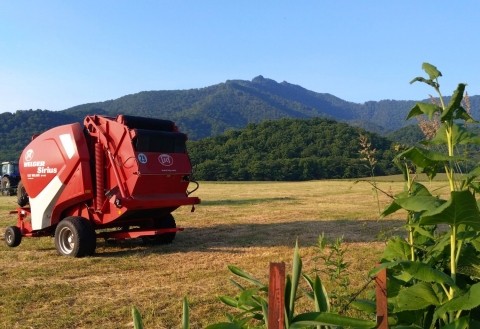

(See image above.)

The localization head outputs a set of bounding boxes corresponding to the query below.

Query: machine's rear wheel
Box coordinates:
[4,226,22,247]
[17,181,29,207]
[54,217,96,257]
[142,214,177,245]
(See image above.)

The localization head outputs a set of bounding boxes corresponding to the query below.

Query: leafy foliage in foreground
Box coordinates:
[373,63,480,328]
[132,241,376,329]
[188,117,399,181]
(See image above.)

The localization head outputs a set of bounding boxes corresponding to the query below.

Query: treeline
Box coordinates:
[188,117,399,181]
[0,110,82,160]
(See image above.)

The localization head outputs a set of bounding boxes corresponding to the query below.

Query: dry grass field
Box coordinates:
[0,178,451,328]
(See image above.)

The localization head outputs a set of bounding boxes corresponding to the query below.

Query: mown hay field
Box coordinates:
[0,178,450,328]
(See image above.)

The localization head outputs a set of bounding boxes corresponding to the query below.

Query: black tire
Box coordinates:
[54,216,96,257]
[1,177,11,196]
[4,226,22,247]
[142,214,177,245]
[17,181,29,207]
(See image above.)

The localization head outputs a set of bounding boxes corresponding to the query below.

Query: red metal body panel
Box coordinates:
[19,123,93,230]
[20,122,91,199]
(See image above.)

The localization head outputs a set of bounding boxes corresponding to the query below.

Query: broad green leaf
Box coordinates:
[381,199,403,217]
[313,275,330,312]
[409,223,435,240]
[394,195,444,213]
[462,166,480,190]
[398,261,454,286]
[382,237,411,261]
[350,299,376,313]
[259,298,268,328]
[132,306,144,329]
[407,102,441,120]
[423,232,450,263]
[228,265,265,288]
[472,236,480,252]
[370,261,455,287]
[409,182,435,196]
[434,282,480,321]
[238,289,260,307]
[429,122,480,146]
[441,83,466,122]
[290,312,376,328]
[381,182,434,217]
[420,190,480,229]
[410,76,438,88]
[452,106,475,122]
[441,316,469,329]
[284,275,292,326]
[182,297,190,329]
[394,282,441,312]
[219,296,238,307]
[303,274,329,312]
[422,62,442,80]
[457,245,480,279]
[229,279,246,291]
[397,147,451,179]
[288,241,302,320]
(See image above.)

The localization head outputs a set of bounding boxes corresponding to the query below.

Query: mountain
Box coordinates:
[59,76,412,138]
[1,76,479,160]
[64,76,480,139]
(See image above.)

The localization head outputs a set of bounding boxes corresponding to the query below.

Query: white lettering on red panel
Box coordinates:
[23,149,58,178]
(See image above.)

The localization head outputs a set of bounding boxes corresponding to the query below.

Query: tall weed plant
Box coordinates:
[373,63,480,328]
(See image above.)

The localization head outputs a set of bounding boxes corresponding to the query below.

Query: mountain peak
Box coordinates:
[252,75,266,82]
[251,75,278,85]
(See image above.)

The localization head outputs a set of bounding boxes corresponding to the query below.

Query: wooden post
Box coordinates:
[268,262,285,329]
[375,268,388,329]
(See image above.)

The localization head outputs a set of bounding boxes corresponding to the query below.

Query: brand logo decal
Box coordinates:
[23,148,58,177]
[158,154,173,166]
[25,149,34,161]
[138,153,148,164]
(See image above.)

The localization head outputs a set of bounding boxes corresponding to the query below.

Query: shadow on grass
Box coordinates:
[96,218,405,257]
[201,197,297,206]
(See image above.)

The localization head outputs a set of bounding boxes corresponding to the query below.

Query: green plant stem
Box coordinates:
[405,165,416,261]
[440,283,451,300]
[433,78,445,108]
[450,225,457,290]
[408,218,415,262]
[371,168,381,215]
[455,239,464,265]
[456,310,463,320]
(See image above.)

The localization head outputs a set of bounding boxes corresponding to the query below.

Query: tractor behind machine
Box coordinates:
[1,161,20,196]
[4,114,200,257]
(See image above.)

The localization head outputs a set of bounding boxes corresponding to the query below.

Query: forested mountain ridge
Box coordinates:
[63,75,423,139]
[62,75,480,138]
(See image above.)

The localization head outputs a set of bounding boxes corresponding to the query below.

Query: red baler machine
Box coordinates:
[4,114,200,257]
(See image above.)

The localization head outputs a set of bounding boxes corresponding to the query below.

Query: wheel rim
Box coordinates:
[5,230,13,244]
[58,227,75,254]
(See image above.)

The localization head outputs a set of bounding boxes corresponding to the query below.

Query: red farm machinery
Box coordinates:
[3,114,200,257]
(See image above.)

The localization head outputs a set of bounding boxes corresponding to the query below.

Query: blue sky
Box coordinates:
[1,1,479,113]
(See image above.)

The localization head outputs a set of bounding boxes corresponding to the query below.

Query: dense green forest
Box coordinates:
[0,110,82,161]
[188,117,399,181]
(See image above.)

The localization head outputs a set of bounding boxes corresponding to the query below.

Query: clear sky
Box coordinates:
[1,1,479,113]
